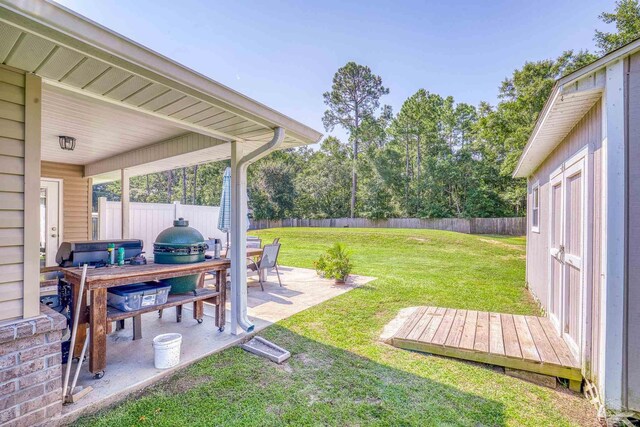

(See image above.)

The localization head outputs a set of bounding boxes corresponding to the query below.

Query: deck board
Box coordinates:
[501,314,522,358]
[406,307,436,341]
[474,311,489,352]
[395,307,427,340]
[420,307,446,342]
[526,316,561,365]
[489,313,505,355]
[458,310,477,350]
[390,306,582,382]
[445,310,467,347]
[432,308,456,345]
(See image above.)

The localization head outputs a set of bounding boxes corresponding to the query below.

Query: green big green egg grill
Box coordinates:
[153,218,208,294]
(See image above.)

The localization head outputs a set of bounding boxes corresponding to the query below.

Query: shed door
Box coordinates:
[562,159,584,358]
[549,171,564,329]
[548,156,585,361]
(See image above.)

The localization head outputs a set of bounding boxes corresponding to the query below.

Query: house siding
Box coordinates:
[0,65,26,321]
[625,51,640,411]
[526,99,603,382]
[41,162,92,241]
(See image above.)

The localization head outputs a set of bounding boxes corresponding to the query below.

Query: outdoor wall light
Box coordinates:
[58,135,76,151]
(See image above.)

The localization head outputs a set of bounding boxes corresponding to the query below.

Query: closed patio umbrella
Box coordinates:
[217,167,249,249]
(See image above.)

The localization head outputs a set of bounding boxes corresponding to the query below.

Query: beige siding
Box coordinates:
[41,162,92,241]
[0,65,25,320]
[625,52,640,411]
[525,100,603,381]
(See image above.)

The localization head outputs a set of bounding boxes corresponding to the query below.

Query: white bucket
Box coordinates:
[152,333,182,369]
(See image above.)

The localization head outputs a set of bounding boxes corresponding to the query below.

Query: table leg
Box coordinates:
[89,288,107,377]
[71,281,88,359]
[193,273,204,322]
[217,269,226,331]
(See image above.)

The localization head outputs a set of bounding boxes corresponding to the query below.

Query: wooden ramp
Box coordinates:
[386,307,582,389]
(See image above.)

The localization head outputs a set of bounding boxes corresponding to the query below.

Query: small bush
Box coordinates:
[314,243,353,282]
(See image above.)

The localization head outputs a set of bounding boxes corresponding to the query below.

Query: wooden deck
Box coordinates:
[388,307,582,389]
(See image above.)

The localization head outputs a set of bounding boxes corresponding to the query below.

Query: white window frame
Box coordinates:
[531,181,540,233]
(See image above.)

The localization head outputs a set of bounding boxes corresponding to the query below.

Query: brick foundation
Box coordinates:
[0,305,66,427]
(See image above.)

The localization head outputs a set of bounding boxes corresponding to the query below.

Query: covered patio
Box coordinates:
[60,268,374,423]
[0,1,323,424]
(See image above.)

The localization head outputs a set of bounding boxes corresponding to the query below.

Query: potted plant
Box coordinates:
[314,243,353,284]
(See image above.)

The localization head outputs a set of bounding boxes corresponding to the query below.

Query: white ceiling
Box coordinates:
[41,85,186,165]
[0,13,319,147]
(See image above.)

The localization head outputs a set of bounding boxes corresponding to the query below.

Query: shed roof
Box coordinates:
[513,37,640,178]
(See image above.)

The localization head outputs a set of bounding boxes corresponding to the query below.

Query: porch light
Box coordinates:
[58,136,76,151]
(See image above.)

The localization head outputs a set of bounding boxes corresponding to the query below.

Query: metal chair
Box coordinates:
[247,243,282,291]
[247,236,262,249]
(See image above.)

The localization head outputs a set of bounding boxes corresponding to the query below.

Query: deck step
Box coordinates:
[386,306,582,383]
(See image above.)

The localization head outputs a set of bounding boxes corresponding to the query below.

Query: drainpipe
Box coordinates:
[230,128,285,334]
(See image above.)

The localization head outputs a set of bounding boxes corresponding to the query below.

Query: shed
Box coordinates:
[514,38,640,412]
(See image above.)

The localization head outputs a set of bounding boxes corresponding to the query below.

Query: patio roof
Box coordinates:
[0,0,322,181]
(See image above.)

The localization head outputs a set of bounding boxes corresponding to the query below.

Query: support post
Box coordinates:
[230,141,248,335]
[23,73,42,318]
[121,169,130,239]
[98,197,107,240]
[229,128,284,335]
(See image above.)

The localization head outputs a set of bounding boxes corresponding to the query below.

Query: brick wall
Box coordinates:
[0,305,66,426]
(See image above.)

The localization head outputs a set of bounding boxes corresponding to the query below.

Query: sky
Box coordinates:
[56,0,612,144]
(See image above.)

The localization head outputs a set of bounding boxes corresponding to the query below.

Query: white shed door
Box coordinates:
[548,155,585,361]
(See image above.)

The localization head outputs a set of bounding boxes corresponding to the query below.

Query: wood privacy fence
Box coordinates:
[250,217,526,236]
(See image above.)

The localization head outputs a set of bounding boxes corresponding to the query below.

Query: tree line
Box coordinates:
[94,1,640,220]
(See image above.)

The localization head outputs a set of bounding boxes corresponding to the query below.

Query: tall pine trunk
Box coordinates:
[351,111,360,219]
[167,170,173,201]
[405,136,410,209]
[351,141,357,218]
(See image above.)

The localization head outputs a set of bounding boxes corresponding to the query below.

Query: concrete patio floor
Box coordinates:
[58,266,375,423]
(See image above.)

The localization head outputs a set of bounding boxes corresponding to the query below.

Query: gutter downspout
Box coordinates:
[230,127,285,334]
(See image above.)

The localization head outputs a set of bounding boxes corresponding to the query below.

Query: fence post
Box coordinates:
[98,197,107,240]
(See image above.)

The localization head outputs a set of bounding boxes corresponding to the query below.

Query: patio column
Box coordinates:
[228,128,284,335]
[230,141,250,335]
[121,168,130,239]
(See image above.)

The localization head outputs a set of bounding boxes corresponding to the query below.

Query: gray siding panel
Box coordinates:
[0,65,25,320]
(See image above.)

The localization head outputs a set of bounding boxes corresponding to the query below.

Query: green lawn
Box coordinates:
[76,228,597,426]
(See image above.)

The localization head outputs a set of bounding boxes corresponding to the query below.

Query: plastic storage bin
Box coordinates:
[107,282,171,312]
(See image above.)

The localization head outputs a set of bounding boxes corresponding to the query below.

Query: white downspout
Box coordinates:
[230,128,285,334]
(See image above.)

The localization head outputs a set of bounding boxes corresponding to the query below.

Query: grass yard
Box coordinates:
[76,228,598,426]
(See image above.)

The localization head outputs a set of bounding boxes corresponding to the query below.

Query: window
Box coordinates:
[531,183,540,233]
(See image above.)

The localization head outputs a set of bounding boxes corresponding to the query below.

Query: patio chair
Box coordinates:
[247,236,262,249]
[247,243,282,291]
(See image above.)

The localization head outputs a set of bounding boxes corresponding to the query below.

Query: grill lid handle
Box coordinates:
[173,217,189,227]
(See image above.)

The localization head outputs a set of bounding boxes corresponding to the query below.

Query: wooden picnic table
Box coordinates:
[62,259,230,378]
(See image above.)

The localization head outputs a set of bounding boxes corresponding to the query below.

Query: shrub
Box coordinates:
[314,243,353,282]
